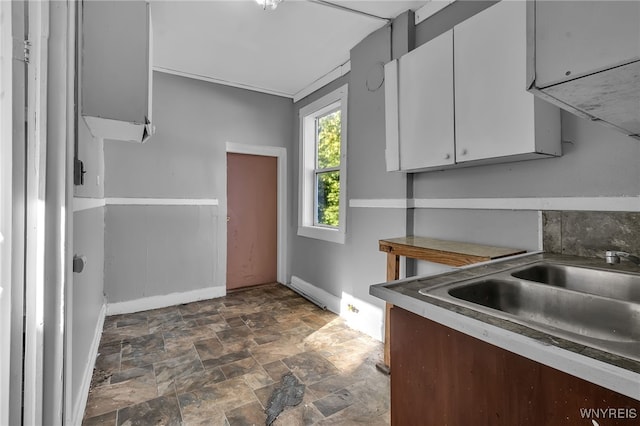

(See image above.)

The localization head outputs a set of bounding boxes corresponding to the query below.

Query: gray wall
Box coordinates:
[415,1,497,45]
[291,2,640,331]
[72,118,106,415]
[72,205,105,395]
[105,205,217,302]
[291,26,407,337]
[409,3,640,272]
[412,113,640,199]
[104,72,294,302]
[410,100,640,265]
[75,117,105,199]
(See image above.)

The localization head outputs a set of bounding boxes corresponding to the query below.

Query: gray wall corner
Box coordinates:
[391,9,415,60]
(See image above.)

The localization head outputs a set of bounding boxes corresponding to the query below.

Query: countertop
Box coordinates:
[379,236,526,266]
[370,252,640,401]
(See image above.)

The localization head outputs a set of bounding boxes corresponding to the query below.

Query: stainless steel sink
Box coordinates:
[511,263,640,304]
[449,279,639,342]
[419,260,640,361]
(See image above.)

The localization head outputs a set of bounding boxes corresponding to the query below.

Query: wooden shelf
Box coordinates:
[379,236,526,267]
[378,236,525,372]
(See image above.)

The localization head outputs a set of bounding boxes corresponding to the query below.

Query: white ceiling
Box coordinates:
[151,0,428,99]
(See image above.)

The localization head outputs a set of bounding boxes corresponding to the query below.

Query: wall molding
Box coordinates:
[71,302,106,426]
[289,276,341,315]
[154,66,293,99]
[349,196,640,211]
[349,199,408,209]
[73,197,106,212]
[105,197,219,206]
[293,60,351,103]
[411,196,640,211]
[226,142,285,159]
[156,60,352,104]
[106,286,226,316]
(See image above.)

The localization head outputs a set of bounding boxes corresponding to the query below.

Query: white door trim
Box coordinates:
[23,1,49,423]
[225,142,288,285]
[0,1,14,423]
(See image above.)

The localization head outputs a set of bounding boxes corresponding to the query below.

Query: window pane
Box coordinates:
[316,170,340,227]
[316,110,341,169]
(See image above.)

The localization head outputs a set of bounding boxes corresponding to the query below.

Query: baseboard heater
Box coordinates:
[287,283,327,310]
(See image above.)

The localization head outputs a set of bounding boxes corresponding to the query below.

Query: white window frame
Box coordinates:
[298,84,348,244]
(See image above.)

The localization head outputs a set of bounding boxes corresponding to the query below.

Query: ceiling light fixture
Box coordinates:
[255,0,283,10]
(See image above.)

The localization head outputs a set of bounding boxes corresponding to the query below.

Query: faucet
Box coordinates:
[605,250,640,266]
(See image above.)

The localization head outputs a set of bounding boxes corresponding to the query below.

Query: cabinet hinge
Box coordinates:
[13,38,31,63]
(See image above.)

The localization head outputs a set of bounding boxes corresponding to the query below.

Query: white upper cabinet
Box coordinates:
[81,0,153,143]
[399,30,455,171]
[533,1,640,89]
[385,0,561,172]
[454,0,560,163]
[528,0,640,138]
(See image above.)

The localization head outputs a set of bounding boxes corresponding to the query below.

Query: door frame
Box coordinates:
[0,1,15,423]
[23,1,49,423]
[225,142,287,285]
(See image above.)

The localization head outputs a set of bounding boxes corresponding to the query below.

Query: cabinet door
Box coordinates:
[454,1,535,163]
[82,1,149,123]
[398,30,455,171]
[535,0,640,88]
[390,307,640,425]
[82,0,152,142]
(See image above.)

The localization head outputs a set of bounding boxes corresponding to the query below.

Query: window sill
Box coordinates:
[297,225,345,244]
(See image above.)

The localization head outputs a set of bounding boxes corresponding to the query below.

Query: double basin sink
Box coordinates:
[419,260,640,361]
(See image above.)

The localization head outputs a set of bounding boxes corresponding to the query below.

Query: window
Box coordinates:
[298,84,347,244]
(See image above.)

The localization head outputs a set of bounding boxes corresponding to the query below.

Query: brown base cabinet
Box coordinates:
[390,307,640,425]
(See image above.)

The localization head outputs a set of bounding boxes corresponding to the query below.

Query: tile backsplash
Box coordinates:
[543,211,640,259]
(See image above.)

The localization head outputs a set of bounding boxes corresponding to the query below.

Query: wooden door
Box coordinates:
[226,153,277,290]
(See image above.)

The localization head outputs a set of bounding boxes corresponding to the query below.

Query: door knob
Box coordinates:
[227,216,230,222]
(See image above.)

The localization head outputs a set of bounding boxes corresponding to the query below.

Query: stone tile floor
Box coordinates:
[82,283,390,425]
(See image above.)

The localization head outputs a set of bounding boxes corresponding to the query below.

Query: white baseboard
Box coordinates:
[340,293,384,342]
[289,276,383,341]
[106,286,227,316]
[289,276,341,314]
[71,302,106,426]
